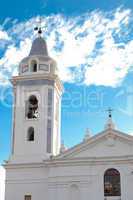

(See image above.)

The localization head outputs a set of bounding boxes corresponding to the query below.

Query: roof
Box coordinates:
[54,128,133,160]
[29,37,48,56]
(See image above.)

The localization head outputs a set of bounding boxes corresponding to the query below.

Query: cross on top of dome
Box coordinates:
[34,17,43,37]
[105,108,116,130]
[29,17,48,56]
[106,108,114,119]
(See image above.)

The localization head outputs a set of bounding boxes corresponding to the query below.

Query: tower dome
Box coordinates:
[19,36,58,76]
[29,37,48,56]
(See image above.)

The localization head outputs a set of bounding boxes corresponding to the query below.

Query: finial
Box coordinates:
[106,108,113,119]
[83,128,92,141]
[34,17,43,37]
[105,108,116,130]
[60,140,67,153]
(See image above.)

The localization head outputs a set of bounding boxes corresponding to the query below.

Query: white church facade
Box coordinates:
[4,33,133,200]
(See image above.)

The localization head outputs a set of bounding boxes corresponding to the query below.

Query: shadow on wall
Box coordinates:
[0,166,5,200]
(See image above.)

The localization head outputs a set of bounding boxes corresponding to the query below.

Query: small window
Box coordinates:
[26,95,39,119]
[27,127,34,141]
[25,195,31,200]
[31,60,37,72]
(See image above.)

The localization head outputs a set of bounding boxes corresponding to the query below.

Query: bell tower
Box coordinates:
[10,35,63,163]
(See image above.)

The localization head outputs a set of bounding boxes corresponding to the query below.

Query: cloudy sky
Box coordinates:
[0,0,133,163]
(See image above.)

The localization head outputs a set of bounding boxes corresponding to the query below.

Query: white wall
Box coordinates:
[0,166,5,200]
[48,162,133,200]
[5,161,133,200]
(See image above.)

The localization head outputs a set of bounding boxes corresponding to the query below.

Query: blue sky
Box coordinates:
[0,0,133,163]
[0,0,133,20]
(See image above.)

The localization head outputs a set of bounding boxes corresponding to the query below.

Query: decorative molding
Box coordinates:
[39,63,50,72]
[105,134,116,147]
[11,75,63,95]
[55,129,133,160]
[21,64,29,73]
[43,155,133,167]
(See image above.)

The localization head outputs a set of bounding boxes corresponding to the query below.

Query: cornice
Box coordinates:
[44,155,133,167]
[3,162,46,169]
[4,154,133,169]
[11,74,64,94]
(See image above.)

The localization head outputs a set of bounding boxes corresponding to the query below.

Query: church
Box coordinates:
[4,29,133,200]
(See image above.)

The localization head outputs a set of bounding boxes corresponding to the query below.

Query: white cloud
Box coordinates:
[85,38,133,87]
[0,38,31,85]
[0,38,31,70]
[0,30,10,41]
[0,8,133,86]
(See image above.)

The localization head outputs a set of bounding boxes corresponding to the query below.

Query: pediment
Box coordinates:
[57,129,133,159]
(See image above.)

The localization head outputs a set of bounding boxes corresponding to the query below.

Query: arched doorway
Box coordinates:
[104,168,121,197]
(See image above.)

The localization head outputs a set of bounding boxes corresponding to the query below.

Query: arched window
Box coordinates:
[104,168,121,197]
[27,127,34,141]
[30,60,37,72]
[26,95,39,119]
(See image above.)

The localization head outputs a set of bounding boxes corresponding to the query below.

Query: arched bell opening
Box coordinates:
[30,60,38,72]
[26,95,39,119]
